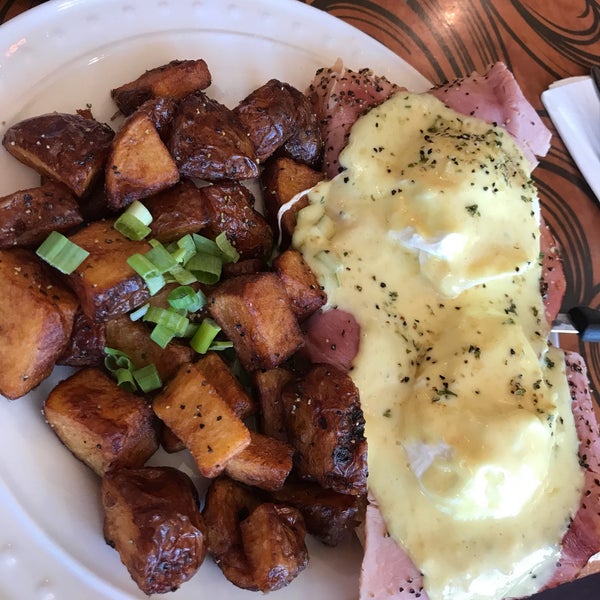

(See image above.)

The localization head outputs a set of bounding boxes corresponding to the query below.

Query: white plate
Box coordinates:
[0,1,430,599]
[542,76,600,203]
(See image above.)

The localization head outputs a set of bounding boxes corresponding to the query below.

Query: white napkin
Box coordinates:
[541,76,600,202]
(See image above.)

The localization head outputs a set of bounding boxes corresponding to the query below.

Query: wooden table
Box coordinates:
[1,1,599,599]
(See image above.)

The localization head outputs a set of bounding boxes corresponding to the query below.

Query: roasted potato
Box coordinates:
[270,481,362,546]
[168,90,258,181]
[105,111,179,211]
[260,156,323,244]
[58,307,107,367]
[0,181,83,249]
[145,178,211,243]
[202,477,261,590]
[0,248,78,399]
[282,364,368,495]
[152,362,251,478]
[44,367,158,476]
[233,79,301,162]
[195,351,256,419]
[208,273,304,371]
[240,502,308,592]
[253,367,294,441]
[102,466,207,595]
[279,84,323,166]
[200,182,274,260]
[2,112,114,197]
[104,315,194,383]
[273,248,326,320]
[135,96,178,137]
[224,431,294,491]
[221,258,266,278]
[65,220,152,322]
[111,59,212,116]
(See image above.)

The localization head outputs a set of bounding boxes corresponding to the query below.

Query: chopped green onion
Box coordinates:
[169,263,198,285]
[114,367,137,391]
[185,252,222,284]
[129,303,150,321]
[132,364,162,393]
[144,273,167,295]
[192,233,221,257]
[173,234,197,264]
[150,324,177,349]
[127,200,153,225]
[104,347,134,372]
[215,232,240,264]
[190,318,221,354]
[144,306,189,336]
[208,340,234,351]
[183,322,200,338]
[36,231,89,274]
[127,253,160,280]
[114,212,151,241]
[168,285,205,312]
[145,240,177,274]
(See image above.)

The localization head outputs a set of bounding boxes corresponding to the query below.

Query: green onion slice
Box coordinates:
[145,240,177,274]
[190,318,222,354]
[144,274,166,295]
[172,234,197,264]
[129,303,150,321]
[168,286,205,312]
[215,232,240,264]
[113,212,151,241]
[192,233,221,257]
[132,364,162,393]
[36,231,89,274]
[169,263,198,285]
[185,252,222,284]
[104,347,134,372]
[144,306,189,336]
[127,253,160,280]
[114,367,137,392]
[150,323,177,349]
[208,340,234,351]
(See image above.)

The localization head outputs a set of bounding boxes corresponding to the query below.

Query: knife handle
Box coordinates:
[568,306,600,343]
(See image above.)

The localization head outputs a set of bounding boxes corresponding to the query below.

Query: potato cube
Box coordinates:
[58,308,107,367]
[282,364,367,495]
[152,363,251,478]
[273,248,326,320]
[105,111,179,211]
[270,481,362,546]
[111,59,212,116]
[195,351,255,419]
[168,91,258,181]
[240,503,308,592]
[201,182,274,260]
[102,466,206,595]
[224,431,294,491]
[202,477,261,590]
[208,273,304,371]
[0,181,82,249]
[2,112,114,197]
[65,220,151,322]
[145,178,211,243]
[44,367,158,475]
[0,248,78,399]
[253,367,294,441]
[260,156,323,243]
[105,315,194,383]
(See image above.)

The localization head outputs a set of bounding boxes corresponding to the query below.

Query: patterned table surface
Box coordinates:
[0,1,599,599]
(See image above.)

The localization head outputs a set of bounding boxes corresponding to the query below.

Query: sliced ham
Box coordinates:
[545,352,600,588]
[429,62,551,167]
[360,502,427,600]
[308,59,399,178]
[301,308,360,371]
[540,218,566,324]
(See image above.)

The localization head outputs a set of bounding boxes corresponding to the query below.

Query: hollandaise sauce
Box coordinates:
[293,92,583,600]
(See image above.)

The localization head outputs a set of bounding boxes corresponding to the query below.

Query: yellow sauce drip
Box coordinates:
[293,92,583,600]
